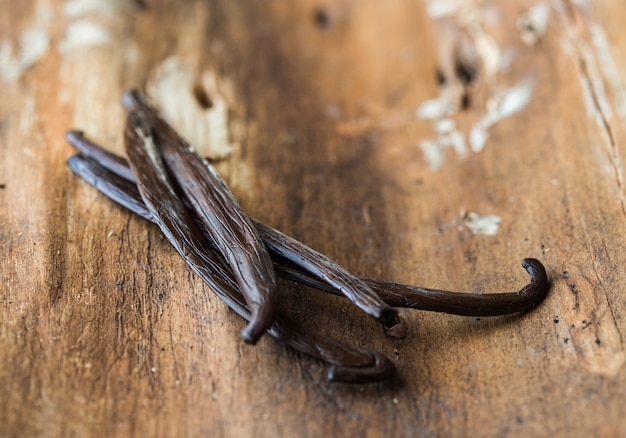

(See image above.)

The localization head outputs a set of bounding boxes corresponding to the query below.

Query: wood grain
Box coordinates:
[1,0,625,436]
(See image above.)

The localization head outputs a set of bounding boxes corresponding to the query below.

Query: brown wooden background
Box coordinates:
[2,0,626,436]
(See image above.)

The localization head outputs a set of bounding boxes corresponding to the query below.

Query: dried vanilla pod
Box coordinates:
[66,90,550,384]
[126,92,278,345]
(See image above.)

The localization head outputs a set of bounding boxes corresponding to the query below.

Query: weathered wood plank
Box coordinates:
[1,0,625,436]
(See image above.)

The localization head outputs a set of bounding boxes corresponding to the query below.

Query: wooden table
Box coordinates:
[2,1,625,436]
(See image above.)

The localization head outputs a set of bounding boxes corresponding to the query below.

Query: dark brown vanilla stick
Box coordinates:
[267,318,396,383]
[256,224,548,316]
[125,94,277,344]
[67,150,549,316]
[274,255,548,316]
[112,118,393,382]
[253,221,399,325]
[66,131,135,181]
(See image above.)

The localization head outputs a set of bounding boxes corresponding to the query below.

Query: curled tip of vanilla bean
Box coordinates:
[241,312,272,345]
[520,258,548,297]
[383,313,409,340]
[328,352,397,383]
[361,258,550,316]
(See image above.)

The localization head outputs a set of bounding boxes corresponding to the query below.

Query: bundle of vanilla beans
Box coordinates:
[66,90,549,383]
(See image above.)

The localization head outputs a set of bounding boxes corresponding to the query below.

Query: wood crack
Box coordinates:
[560,0,626,218]
[588,249,625,352]
[578,57,626,216]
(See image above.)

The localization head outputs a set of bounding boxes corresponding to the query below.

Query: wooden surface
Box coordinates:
[2,0,626,436]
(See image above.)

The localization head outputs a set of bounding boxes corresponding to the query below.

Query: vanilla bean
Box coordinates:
[66,131,135,181]
[124,92,277,344]
[67,87,552,385]
[275,255,548,316]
